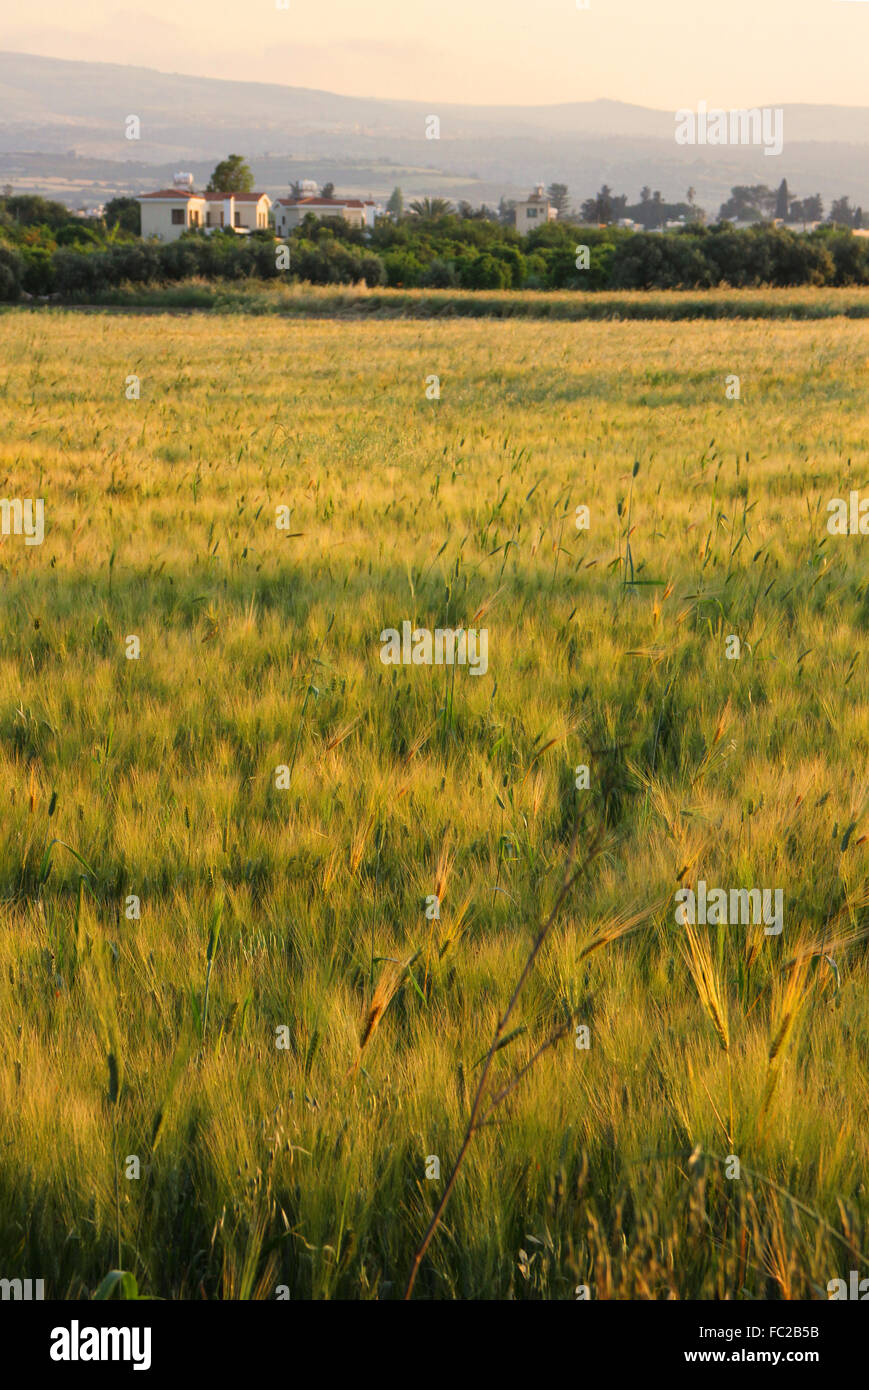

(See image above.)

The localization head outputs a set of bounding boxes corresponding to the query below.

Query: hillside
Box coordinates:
[6,52,869,212]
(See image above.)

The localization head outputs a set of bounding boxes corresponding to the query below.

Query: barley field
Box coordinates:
[0,307,867,1300]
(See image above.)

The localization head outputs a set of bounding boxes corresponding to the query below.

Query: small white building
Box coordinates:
[273,195,379,234]
[514,186,557,234]
[138,186,271,241]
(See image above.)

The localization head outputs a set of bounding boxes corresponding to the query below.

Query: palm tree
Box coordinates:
[409,197,453,218]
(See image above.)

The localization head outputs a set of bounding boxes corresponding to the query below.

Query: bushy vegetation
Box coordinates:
[0,311,866,1298]
[7,191,869,303]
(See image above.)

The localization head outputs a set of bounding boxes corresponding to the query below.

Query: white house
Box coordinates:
[514,186,557,234]
[273,195,379,234]
[138,184,271,241]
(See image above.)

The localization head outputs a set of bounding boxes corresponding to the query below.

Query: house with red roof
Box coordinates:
[138,177,271,241]
[273,195,379,235]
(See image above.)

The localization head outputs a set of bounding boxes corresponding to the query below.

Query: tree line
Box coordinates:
[4,172,869,301]
[534,178,862,229]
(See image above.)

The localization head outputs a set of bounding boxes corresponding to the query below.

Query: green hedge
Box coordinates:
[2,213,869,301]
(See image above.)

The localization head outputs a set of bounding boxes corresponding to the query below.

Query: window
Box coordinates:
[171,208,185,225]
[206,211,212,227]
[526,207,538,218]
[234,210,242,227]
[189,209,200,227]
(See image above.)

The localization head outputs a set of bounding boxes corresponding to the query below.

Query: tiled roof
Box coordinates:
[275,197,373,208]
[202,191,268,201]
[138,190,269,201]
[138,189,200,199]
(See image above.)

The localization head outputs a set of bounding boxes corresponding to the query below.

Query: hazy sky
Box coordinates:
[5,0,869,108]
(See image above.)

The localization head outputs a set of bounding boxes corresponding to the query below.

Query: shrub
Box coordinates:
[157,241,202,281]
[419,257,458,288]
[106,244,159,285]
[381,249,424,287]
[493,245,526,289]
[52,248,104,296]
[20,246,56,295]
[0,244,23,300]
[821,231,869,286]
[458,252,510,290]
[55,225,101,248]
[358,253,386,287]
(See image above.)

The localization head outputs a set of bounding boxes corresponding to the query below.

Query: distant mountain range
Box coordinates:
[5,51,869,215]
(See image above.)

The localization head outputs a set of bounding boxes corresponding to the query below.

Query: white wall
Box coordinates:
[139,198,205,242]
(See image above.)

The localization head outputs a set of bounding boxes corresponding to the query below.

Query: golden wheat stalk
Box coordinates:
[681,925,730,1055]
[681,923,733,1147]
[433,836,454,906]
[352,953,419,1075]
[756,954,812,1136]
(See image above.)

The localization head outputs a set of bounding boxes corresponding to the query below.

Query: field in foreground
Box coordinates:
[0,310,867,1299]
